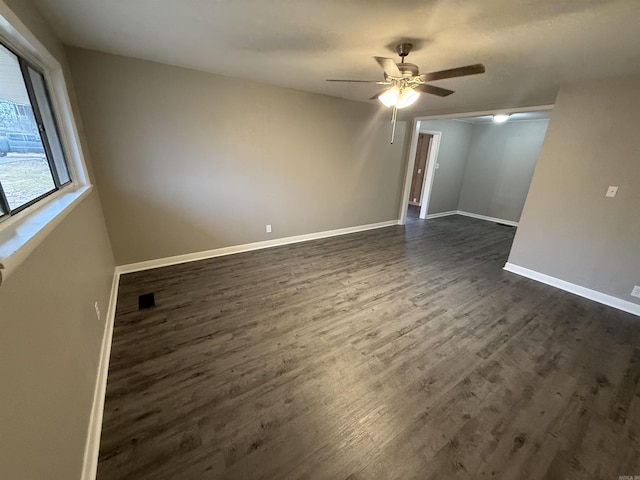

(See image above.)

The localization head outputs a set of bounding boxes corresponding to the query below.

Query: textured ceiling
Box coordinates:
[31,0,640,114]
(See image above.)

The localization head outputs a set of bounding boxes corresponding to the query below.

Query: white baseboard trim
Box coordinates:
[456,211,519,227]
[425,210,457,219]
[81,270,121,480]
[116,220,399,275]
[424,210,518,226]
[504,263,640,317]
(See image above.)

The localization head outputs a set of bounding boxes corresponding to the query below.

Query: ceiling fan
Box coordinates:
[327,43,485,142]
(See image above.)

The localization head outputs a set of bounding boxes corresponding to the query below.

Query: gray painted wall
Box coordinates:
[458,120,549,222]
[420,118,548,222]
[420,119,473,214]
[66,48,408,265]
[508,75,640,305]
[0,1,116,478]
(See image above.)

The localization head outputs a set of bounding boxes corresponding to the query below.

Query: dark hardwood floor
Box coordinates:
[98,208,640,479]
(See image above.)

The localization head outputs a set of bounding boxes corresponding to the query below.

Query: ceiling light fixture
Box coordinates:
[328,42,486,143]
[378,86,420,143]
[378,86,420,109]
[378,87,399,108]
[397,88,420,108]
[493,114,510,123]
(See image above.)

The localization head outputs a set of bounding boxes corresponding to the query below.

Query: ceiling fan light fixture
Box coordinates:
[378,86,420,109]
[493,114,510,123]
[327,44,486,143]
[378,87,400,108]
[397,87,420,108]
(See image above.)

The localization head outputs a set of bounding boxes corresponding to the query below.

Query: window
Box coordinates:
[0,41,71,218]
[0,5,91,284]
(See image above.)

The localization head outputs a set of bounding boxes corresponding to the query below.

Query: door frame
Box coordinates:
[408,133,433,207]
[403,128,442,217]
[417,130,441,219]
[397,104,555,225]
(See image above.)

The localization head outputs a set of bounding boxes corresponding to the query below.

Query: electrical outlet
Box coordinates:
[606,186,618,198]
[94,301,101,321]
[266,224,272,233]
[631,286,640,299]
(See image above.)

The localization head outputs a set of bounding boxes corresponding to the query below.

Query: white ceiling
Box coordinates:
[31,0,640,115]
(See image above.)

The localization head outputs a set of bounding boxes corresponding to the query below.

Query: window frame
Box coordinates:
[0,2,92,285]
[0,38,72,218]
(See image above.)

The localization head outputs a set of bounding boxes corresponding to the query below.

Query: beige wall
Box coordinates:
[66,48,408,265]
[0,1,115,478]
[507,75,640,304]
[0,194,114,478]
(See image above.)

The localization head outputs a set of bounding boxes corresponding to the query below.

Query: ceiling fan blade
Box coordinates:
[370,87,392,100]
[374,56,401,77]
[415,84,455,97]
[326,79,380,83]
[420,64,485,82]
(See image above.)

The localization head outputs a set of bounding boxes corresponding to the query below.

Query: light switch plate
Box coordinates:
[632,285,640,298]
[606,186,618,197]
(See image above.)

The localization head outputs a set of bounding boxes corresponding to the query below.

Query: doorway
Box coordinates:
[401,124,442,222]
[398,106,553,226]
[408,133,432,207]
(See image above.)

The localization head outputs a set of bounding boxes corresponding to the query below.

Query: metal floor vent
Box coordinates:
[138,293,155,310]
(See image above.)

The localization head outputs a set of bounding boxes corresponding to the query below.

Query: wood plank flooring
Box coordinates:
[98,210,640,479]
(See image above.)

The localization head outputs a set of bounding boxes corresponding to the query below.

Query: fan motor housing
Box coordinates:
[397,62,419,76]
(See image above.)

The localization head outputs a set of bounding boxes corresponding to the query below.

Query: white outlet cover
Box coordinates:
[606,186,618,197]
[632,285,640,298]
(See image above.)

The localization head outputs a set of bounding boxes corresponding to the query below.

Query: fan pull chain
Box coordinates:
[390,105,398,144]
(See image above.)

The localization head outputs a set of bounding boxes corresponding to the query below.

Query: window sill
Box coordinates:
[0,184,92,285]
